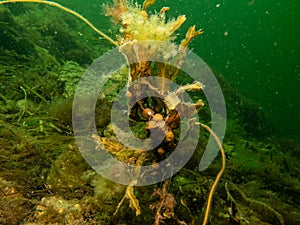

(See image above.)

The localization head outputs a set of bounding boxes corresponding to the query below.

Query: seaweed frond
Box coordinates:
[142,0,156,11]
[180,25,203,48]
[150,179,177,225]
[114,184,141,216]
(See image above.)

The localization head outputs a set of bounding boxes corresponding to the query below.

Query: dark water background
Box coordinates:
[57,0,299,139]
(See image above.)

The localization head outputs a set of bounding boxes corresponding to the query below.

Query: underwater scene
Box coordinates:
[0,0,299,224]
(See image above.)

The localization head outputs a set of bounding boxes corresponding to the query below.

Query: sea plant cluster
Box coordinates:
[91,1,226,224]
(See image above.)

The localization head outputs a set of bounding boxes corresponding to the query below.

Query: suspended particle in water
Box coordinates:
[224,31,229,36]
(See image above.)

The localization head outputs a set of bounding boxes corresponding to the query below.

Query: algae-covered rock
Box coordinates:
[83,171,125,202]
[46,145,89,191]
[59,61,86,98]
[25,196,83,225]
[0,195,34,225]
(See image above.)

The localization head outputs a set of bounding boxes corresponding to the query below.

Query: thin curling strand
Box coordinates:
[197,123,226,225]
[0,0,118,46]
